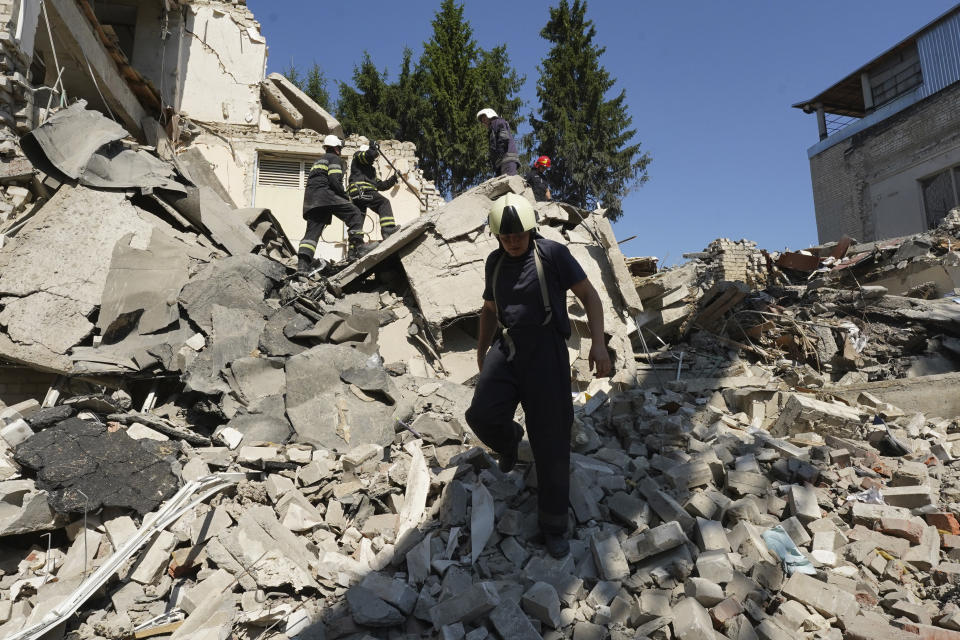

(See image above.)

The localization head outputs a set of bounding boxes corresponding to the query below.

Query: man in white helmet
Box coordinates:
[464,192,611,558]
[298,134,374,273]
[477,108,519,177]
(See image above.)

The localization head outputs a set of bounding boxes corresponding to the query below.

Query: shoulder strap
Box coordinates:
[532,240,553,326]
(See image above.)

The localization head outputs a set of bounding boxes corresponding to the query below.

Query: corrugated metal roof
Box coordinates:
[918,11,960,98]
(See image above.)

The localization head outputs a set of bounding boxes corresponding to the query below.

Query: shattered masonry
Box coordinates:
[1,1,960,640]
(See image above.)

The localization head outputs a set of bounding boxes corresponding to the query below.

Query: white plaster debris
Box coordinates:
[1,1,960,638]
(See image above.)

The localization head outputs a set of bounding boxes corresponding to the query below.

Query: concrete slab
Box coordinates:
[0,186,154,372]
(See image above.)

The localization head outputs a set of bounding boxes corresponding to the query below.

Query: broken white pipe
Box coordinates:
[676,351,684,382]
[7,473,243,640]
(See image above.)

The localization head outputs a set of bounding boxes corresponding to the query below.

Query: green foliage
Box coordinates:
[525,0,650,218]
[302,63,332,111]
[319,1,524,196]
[281,61,332,111]
[416,0,486,195]
[337,53,398,139]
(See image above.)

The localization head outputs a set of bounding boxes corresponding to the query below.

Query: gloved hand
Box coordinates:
[369,140,379,153]
[384,173,398,188]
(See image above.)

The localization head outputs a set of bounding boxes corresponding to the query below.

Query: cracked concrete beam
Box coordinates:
[260,81,302,129]
[268,72,343,137]
[44,0,148,137]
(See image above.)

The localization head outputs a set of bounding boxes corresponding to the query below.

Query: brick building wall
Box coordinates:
[809,80,960,243]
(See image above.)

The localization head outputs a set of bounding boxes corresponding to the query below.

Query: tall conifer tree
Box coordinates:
[417,0,484,195]
[337,53,397,138]
[526,0,650,217]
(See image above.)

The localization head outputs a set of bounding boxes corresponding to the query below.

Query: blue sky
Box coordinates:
[250,1,958,265]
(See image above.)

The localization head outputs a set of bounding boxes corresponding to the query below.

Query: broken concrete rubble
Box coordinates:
[1,3,960,640]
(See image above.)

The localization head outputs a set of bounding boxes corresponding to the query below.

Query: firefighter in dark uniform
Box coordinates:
[464,193,611,558]
[348,140,400,239]
[298,134,374,273]
[526,155,552,201]
[477,108,519,177]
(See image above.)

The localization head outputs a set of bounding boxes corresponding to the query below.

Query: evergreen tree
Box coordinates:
[417,0,521,195]
[526,0,650,217]
[303,63,331,111]
[337,53,397,139]
[477,44,525,141]
[281,60,302,89]
[389,48,428,145]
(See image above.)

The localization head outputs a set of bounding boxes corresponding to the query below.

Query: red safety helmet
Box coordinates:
[535,155,551,168]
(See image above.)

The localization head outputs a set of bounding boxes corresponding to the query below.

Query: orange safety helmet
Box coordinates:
[534,155,551,168]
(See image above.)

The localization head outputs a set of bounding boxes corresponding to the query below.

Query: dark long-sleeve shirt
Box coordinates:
[302,152,349,214]
[488,117,519,172]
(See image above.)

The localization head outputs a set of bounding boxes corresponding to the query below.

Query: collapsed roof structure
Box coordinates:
[1,2,960,640]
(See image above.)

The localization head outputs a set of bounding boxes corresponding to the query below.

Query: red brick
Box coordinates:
[879,517,925,543]
[926,512,960,536]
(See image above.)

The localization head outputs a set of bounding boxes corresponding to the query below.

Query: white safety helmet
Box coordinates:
[323,134,343,148]
[489,193,537,235]
[476,108,498,122]
[358,144,369,153]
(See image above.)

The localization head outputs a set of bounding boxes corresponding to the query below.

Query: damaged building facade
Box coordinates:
[0,0,457,399]
[795,5,960,244]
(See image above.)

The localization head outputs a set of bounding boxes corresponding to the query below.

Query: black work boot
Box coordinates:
[543,531,570,558]
[497,423,524,472]
[297,255,312,274]
[381,224,399,239]
[347,241,378,262]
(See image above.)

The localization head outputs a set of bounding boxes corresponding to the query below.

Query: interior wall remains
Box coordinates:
[176,2,265,125]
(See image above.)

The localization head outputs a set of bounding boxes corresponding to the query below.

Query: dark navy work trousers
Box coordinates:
[465,326,573,533]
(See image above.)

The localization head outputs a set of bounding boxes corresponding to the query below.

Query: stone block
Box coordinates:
[591,532,629,581]
[671,597,714,639]
[695,517,731,552]
[696,550,734,584]
[883,485,934,509]
[130,530,176,584]
[347,585,404,627]
[684,577,724,606]
[429,582,500,628]
[489,599,540,640]
[522,581,562,629]
[623,520,688,563]
[780,572,858,623]
[360,572,419,615]
[787,484,820,522]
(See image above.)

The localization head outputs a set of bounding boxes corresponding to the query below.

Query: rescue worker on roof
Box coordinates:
[477,108,519,177]
[526,155,552,202]
[348,140,400,239]
[464,193,611,558]
[298,134,375,273]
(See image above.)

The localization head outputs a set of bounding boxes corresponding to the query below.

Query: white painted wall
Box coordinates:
[177,5,265,124]
[868,142,960,238]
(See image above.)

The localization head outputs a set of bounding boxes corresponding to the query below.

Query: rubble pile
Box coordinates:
[3,327,960,638]
[0,7,958,637]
